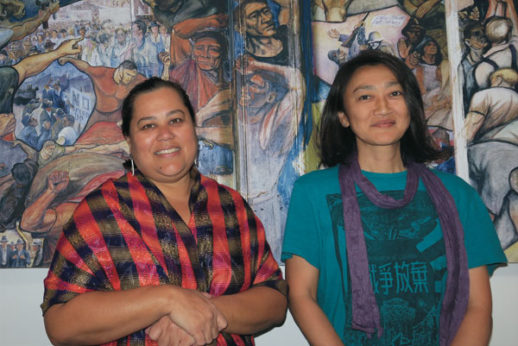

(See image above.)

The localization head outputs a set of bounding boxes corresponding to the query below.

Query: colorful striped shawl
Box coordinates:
[42,168,287,345]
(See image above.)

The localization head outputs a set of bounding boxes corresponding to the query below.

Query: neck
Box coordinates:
[357,145,405,173]
[151,170,194,224]
[468,47,484,62]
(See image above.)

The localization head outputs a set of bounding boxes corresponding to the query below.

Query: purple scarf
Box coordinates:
[338,155,469,345]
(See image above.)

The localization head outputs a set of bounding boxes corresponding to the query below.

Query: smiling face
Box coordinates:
[126,87,197,187]
[338,64,410,156]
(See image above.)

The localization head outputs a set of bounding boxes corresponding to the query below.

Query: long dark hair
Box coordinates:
[121,77,195,137]
[318,50,444,167]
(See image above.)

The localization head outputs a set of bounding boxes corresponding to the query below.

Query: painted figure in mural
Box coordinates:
[397,18,425,61]
[170,31,229,113]
[109,27,130,68]
[327,22,395,66]
[282,50,506,345]
[57,57,146,131]
[465,67,518,251]
[9,238,30,268]
[237,55,304,261]
[235,0,298,67]
[461,21,489,113]
[494,167,518,250]
[170,30,233,177]
[20,144,127,267]
[41,77,287,345]
[30,237,44,267]
[0,0,59,43]
[327,21,366,63]
[0,157,38,235]
[465,68,518,144]
[0,235,11,267]
[125,19,160,78]
[415,36,442,94]
[0,38,81,114]
[474,16,517,90]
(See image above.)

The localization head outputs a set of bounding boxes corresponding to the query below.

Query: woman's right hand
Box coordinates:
[166,287,227,345]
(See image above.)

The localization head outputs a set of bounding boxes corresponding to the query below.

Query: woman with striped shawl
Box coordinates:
[41,77,287,345]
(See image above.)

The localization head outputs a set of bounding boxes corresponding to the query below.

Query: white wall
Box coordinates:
[0,265,517,345]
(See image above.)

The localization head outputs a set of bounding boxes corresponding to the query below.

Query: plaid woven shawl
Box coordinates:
[42,168,287,345]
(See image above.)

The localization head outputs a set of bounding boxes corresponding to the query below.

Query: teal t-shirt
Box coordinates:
[282,166,507,345]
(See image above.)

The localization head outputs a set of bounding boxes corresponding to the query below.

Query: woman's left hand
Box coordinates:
[146,316,196,346]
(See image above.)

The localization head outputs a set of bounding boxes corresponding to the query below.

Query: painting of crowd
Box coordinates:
[0,0,308,267]
[458,0,518,260]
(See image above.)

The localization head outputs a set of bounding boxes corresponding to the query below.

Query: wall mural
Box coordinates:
[0,0,516,268]
[0,0,309,267]
[458,0,518,261]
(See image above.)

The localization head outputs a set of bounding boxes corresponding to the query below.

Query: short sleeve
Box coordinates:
[440,173,507,274]
[281,178,321,269]
[461,187,507,273]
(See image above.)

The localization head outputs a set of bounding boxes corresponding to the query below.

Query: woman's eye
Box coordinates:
[141,123,154,129]
[358,95,370,101]
[170,118,183,125]
[391,90,403,96]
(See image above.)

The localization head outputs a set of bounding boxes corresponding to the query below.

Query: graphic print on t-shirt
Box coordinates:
[327,189,446,346]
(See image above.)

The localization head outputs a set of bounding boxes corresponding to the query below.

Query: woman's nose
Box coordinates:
[157,124,174,139]
[375,96,390,115]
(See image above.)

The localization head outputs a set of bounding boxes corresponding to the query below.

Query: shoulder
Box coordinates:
[199,173,246,202]
[431,169,484,208]
[294,166,338,189]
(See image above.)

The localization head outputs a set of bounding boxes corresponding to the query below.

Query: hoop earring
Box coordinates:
[131,158,135,176]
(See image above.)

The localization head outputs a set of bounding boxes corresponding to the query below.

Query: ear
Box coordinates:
[124,136,132,153]
[337,111,350,128]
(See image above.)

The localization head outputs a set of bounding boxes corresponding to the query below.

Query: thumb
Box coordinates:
[216,312,228,331]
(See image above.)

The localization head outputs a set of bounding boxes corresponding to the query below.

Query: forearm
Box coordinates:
[14,50,62,82]
[211,286,287,335]
[451,306,492,346]
[464,112,484,143]
[289,295,343,346]
[452,266,493,346]
[44,285,172,345]
[20,189,57,231]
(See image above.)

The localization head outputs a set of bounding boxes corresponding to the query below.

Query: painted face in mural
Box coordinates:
[114,67,138,85]
[466,26,488,50]
[423,40,438,56]
[338,65,410,154]
[126,87,198,187]
[238,73,279,125]
[193,37,222,71]
[405,26,424,45]
[115,29,127,45]
[132,23,144,44]
[244,2,276,37]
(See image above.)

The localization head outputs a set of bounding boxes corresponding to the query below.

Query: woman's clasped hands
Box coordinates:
[146,288,227,346]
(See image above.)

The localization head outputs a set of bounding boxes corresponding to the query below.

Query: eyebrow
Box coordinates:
[351,80,401,94]
[136,109,186,125]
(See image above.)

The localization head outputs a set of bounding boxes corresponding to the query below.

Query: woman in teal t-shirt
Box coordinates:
[282,50,506,345]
